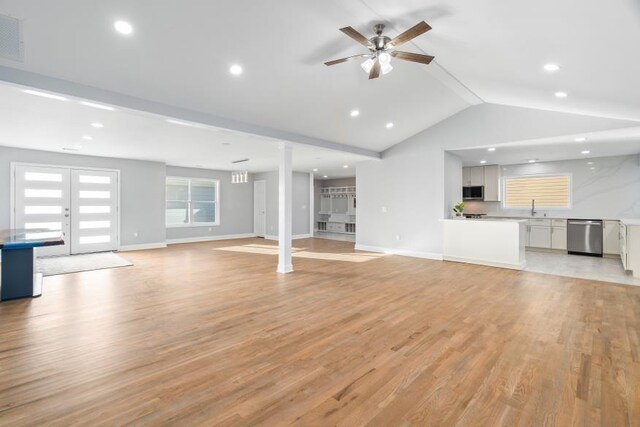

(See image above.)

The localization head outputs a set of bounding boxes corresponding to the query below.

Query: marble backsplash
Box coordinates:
[464,154,640,220]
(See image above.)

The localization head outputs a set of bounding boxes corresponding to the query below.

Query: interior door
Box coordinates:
[254,180,266,237]
[70,169,119,254]
[14,165,71,256]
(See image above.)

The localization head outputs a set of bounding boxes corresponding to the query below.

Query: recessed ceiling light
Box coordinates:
[81,135,93,140]
[23,89,68,101]
[91,122,104,128]
[229,65,243,75]
[544,63,560,72]
[386,122,394,129]
[480,160,487,164]
[581,150,590,154]
[487,147,496,152]
[323,175,328,178]
[350,110,360,117]
[528,159,536,163]
[343,165,349,169]
[114,20,133,35]
[590,167,595,170]
[554,91,568,98]
[587,161,594,165]
[575,137,586,142]
[80,101,115,111]
[313,168,318,172]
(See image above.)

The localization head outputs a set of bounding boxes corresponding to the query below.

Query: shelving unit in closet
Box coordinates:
[317,186,356,234]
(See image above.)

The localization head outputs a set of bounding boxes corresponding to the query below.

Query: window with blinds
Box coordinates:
[503,174,571,209]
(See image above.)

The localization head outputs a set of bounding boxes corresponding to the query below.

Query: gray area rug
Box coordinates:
[37,252,133,276]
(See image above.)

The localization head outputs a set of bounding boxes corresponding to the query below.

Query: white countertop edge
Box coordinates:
[440,218,527,223]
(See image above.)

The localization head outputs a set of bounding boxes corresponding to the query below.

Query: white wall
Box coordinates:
[253,171,311,237]
[0,146,166,247]
[464,154,640,219]
[357,103,640,258]
[165,166,254,241]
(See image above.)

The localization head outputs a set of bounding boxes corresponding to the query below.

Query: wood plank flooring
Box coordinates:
[1,238,639,426]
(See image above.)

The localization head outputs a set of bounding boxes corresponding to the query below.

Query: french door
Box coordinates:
[13,165,119,256]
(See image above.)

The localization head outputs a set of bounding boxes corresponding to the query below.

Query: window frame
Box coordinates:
[166,176,220,228]
[501,173,573,211]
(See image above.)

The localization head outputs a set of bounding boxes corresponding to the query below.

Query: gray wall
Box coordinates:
[254,171,311,236]
[0,146,166,246]
[357,103,640,256]
[464,154,640,220]
[165,166,254,241]
[444,152,463,218]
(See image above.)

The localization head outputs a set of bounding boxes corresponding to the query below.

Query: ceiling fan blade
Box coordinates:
[339,26,372,48]
[324,54,369,66]
[388,21,432,48]
[369,58,381,79]
[390,51,435,64]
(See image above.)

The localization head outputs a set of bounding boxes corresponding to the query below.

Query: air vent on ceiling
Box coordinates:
[231,158,250,164]
[0,14,23,62]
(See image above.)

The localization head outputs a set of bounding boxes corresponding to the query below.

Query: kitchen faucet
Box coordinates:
[531,199,536,217]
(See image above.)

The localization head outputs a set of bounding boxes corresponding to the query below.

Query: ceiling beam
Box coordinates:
[0,66,381,159]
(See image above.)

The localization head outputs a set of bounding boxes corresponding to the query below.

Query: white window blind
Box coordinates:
[166,177,219,226]
[503,174,571,209]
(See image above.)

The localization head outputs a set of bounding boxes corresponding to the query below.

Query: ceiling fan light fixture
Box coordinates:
[379,52,391,65]
[361,58,374,73]
[381,62,393,75]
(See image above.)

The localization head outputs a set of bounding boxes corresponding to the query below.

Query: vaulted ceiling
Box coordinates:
[0,0,639,154]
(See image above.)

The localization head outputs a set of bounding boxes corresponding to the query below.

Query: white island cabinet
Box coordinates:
[441,219,527,270]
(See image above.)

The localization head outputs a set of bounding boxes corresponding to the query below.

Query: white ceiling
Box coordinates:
[0,0,639,154]
[0,83,367,178]
[450,127,640,166]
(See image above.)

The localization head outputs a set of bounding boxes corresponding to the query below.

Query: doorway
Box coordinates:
[12,164,120,256]
[253,180,266,238]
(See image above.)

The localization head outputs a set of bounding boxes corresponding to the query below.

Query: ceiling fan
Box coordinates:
[325,21,434,79]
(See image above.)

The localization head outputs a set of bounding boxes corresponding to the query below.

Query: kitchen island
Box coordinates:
[441,218,527,270]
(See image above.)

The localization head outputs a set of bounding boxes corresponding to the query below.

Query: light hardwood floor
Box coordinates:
[1,238,639,426]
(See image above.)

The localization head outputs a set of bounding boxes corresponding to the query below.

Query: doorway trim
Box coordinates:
[10,162,121,250]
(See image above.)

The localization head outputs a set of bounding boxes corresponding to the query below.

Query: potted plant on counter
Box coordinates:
[453,202,465,219]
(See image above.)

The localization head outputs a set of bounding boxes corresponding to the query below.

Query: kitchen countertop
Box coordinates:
[620,218,640,226]
[479,214,623,221]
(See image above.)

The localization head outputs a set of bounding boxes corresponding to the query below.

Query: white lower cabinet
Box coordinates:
[603,220,620,255]
[551,226,567,250]
[528,226,551,248]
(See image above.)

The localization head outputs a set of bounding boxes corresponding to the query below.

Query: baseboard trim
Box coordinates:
[118,242,167,252]
[354,244,443,261]
[443,255,526,271]
[264,234,313,241]
[167,233,256,245]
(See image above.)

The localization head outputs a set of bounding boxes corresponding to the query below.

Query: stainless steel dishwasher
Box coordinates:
[567,219,603,256]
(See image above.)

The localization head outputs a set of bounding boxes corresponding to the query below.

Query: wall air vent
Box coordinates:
[0,14,23,62]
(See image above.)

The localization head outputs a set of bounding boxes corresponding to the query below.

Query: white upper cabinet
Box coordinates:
[483,165,501,202]
[463,166,484,186]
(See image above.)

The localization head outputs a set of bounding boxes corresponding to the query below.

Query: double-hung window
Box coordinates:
[502,174,571,209]
[166,177,219,226]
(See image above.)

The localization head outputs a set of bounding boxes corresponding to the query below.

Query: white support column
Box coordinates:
[277,142,293,273]
[309,172,314,237]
